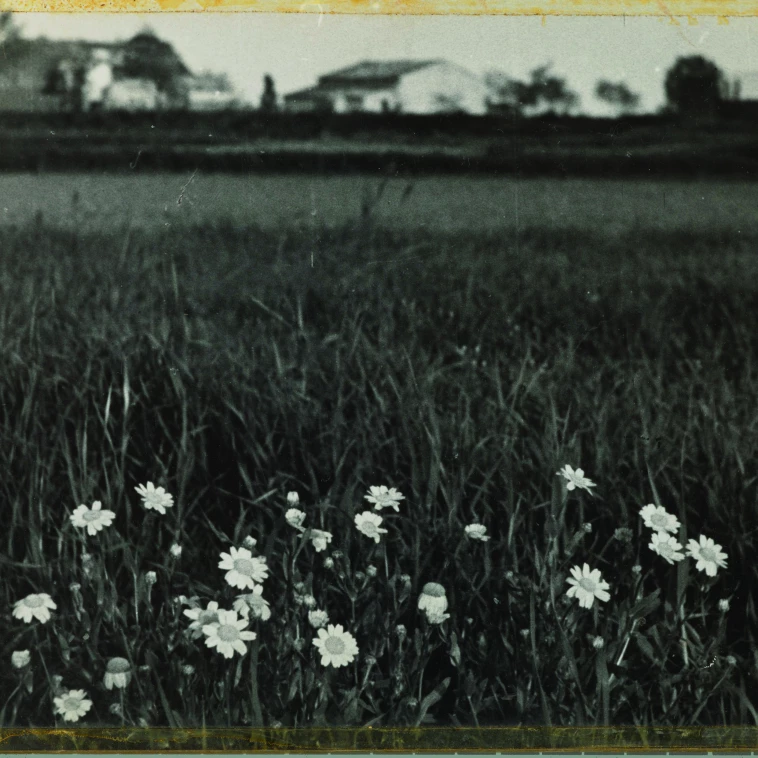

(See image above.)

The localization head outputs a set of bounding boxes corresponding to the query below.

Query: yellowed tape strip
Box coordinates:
[0,0,755,16]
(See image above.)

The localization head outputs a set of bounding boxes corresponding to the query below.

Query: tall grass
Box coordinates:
[1,214,757,727]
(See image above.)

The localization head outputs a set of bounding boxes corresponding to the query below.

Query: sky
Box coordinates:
[13,13,758,114]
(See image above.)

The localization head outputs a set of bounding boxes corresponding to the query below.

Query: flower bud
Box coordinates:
[243,535,257,549]
[366,565,377,578]
[182,664,195,676]
[395,624,407,641]
[632,564,642,575]
[719,598,730,612]
[303,594,317,609]
[592,636,605,650]
[292,638,305,652]
[355,571,366,582]
[323,557,334,570]
[145,571,157,585]
[11,650,30,669]
[726,655,737,666]
[294,581,306,593]
[287,491,300,505]
[170,544,182,558]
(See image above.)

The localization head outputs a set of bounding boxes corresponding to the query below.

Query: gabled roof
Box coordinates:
[318,59,442,84]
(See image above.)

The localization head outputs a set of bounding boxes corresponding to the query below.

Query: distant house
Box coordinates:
[0,38,118,112]
[104,78,159,111]
[185,71,238,111]
[0,32,233,113]
[283,59,489,115]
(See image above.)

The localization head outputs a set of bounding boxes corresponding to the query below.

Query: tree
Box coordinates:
[486,64,579,116]
[664,55,726,115]
[260,74,277,113]
[0,12,19,46]
[595,80,640,116]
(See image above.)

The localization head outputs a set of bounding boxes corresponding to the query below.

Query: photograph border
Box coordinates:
[0,726,758,752]
[1,0,757,752]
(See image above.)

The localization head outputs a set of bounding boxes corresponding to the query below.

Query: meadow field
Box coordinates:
[1,173,758,731]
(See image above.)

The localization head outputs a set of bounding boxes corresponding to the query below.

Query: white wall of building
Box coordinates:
[104,79,158,111]
[396,62,488,115]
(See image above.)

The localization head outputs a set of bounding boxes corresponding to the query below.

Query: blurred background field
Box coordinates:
[2,173,757,236]
[1,186,758,726]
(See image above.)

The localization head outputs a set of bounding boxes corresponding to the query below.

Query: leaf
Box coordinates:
[449,632,461,668]
[415,677,450,727]
[629,588,661,622]
[634,631,658,665]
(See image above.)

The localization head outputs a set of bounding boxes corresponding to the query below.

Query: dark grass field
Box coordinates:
[1,198,758,727]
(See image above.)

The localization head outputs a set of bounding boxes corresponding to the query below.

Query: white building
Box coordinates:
[284,60,489,115]
[81,48,113,111]
[104,78,159,111]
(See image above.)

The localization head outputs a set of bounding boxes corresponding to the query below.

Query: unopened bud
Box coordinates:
[292,638,305,652]
[366,565,377,578]
[243,536,257,549]
[170,543,182,558]
[719,598,730,612]
[145,571,157,585]
[303,594,317,609]
[182,664,195,676]
[287,491,300,506]
[323,557,334,569]
[592,636,605,650]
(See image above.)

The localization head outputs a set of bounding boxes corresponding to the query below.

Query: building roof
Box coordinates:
[284,85,331,101]
[318,59,441,84]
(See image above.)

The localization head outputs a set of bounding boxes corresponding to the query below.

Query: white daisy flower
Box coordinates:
[639,504,680,534]
[464,524,490,541]
[183,600,220,638]
[134,482,174,515]
[285,508,306,531]
[686,535,728,577]
[103,657,132,690]
[308,529,333,553]
[202,609,256,659]
[354,511,388,543]
[418,582,448,617]
[287,491,300,505]
[557,465,596,493]
[565,564,611,609]
[312,623,359,668]
[11,650,30,669]
[69,500,116,536]
[53,689,93,722]
[233,585,271,621]
[218,547,269,590]
[649,532,685,565]
[364,485,405,512]
[12,593,57,624]
[308,609,329,629]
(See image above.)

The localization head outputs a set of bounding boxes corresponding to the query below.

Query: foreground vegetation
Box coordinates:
[1,215,757,727]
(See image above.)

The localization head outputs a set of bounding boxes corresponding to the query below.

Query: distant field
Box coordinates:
[0,172,757,235]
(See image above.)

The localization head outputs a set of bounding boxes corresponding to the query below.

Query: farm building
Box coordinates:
[283,59,489,115]
[0,31,237,112]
